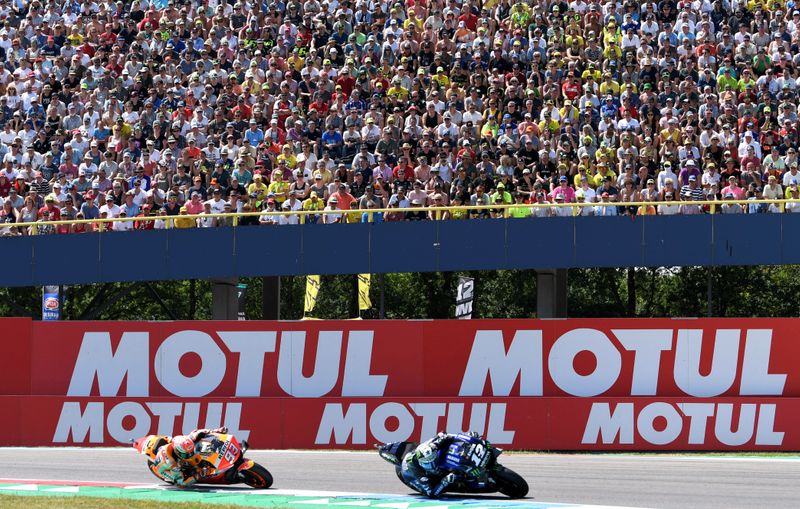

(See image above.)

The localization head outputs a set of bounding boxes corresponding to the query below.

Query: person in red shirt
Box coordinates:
[231,97,252,119]
[135,205,156,230]
[274,94,292,127]
[183,138,202,161]
[458,7,478,32]
[99,23,118,48]
[105,54,124,77]
[308,95,329,117]
[138,6,160,31]
[72,213,88,233]
[392,152,415,179]
[456,141,477,163]
[336,69,356,97]
[39,196,61,221]
[0,174,11,198]
[329,182,355,210]
[79,41,96,59]
[561,73,581,101]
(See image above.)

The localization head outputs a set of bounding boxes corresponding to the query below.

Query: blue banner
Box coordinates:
[42,285,61,321]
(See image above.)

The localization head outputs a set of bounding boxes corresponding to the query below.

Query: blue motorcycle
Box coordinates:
[377,434,528,498]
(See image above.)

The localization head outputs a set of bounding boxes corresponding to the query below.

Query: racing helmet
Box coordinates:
[141,435,169,459]
[172,435,195,460]
[417,443,438,471]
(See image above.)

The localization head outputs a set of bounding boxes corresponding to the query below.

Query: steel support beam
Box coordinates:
[262,276,281,320]
[536,269,568,318]
[211,278,239,320]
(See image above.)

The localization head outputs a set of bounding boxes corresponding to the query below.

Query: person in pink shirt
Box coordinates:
[549,175,576,203]
[184,193,205,215]
[720,175,745,200]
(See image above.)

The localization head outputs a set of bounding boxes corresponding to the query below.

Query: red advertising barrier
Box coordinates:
[0,396,797,450]
[1,318,799,450]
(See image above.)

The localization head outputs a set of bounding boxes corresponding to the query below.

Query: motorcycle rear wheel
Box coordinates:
[239,462,274,489]
[493,466,529,498]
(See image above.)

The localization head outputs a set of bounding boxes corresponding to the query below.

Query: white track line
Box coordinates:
[0,448,798,463]
[0,482,650,509]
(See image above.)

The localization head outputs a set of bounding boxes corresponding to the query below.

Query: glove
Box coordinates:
[211,427,228,434]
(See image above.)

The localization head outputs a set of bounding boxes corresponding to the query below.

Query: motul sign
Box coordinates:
[1,319,799,450]
[65,330,388,398]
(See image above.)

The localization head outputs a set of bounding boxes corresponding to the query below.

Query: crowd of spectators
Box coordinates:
[3,0,800,235]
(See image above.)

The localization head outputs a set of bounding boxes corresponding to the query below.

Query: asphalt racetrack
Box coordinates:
[0,449,798,509]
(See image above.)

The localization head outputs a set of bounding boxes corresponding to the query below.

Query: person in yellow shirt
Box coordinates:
[599,73,620,96]
[247,173,269,202]
[595,147,615,167]
[491,183,513,204]
[286,49,305,73]
[346,201,362,223]
[446,196,469,220]
[66,26,84,47]
[573,166,592,188]
[313,164,333,186]
[602,20,621,46]
[268,170,290,204]
[559,100,580,124]
[113,120,132,140]
[433,67,450,87]
[749,0,783,11]
[508,193,532,218]
[660,119,682,144]
[582,62,602,82]
[174,207,196,228]
[403,10,423,31]
[737,69,757,93]
[592,163,617,188]
[276,144,297,169]
[387,79,409,101]
[302,194,325,223]
[481,116,500,138]
[602,40,622,60]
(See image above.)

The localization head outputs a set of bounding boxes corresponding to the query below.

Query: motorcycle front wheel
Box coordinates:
[239,462,274,488]
[492,466,529,498]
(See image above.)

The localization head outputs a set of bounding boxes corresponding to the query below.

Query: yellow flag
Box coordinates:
[358,273,372,311]
[304,275,320,314]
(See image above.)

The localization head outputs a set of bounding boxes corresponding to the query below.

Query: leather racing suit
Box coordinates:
[401,432,480,497]
[153,427,228,487]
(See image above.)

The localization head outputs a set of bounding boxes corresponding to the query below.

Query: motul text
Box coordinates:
[1,319,798,449]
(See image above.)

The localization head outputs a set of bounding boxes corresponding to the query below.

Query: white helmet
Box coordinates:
[417,443,438,470]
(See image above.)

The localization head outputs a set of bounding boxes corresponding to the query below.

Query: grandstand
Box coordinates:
[0,0,797,317]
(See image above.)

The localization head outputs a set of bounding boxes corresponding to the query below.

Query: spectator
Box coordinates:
[721,194,744,214]
[112,210,133,232]
[0,0,797,236]
[174,207,196,229]
[323,196,342,224]
[198,203,217,229]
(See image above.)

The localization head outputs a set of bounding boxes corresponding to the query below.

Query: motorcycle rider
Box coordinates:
[138,434,171,481]
[401,431,484,497]
[152,427,228,487]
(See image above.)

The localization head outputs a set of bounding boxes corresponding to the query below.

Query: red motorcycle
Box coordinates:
[133,433,272,488]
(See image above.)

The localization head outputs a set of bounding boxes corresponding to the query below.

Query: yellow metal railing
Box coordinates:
[5,198,798,235]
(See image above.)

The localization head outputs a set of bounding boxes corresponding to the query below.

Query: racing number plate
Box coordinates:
[468,443,489,468]
[218,440,239,470]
